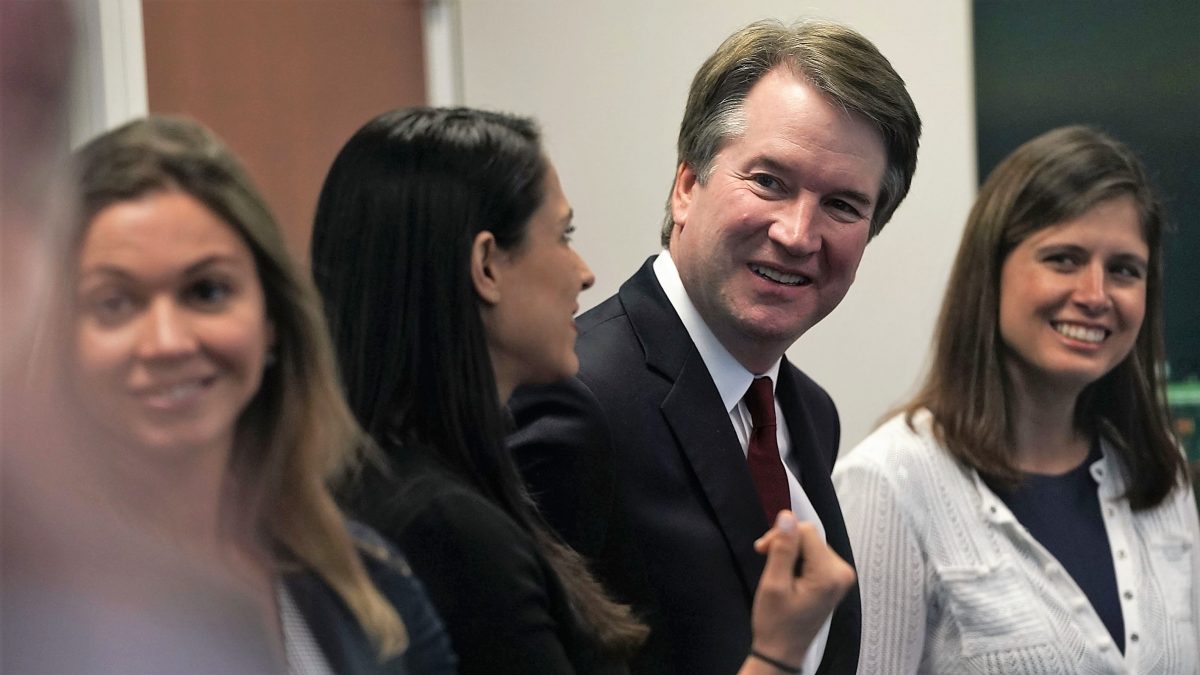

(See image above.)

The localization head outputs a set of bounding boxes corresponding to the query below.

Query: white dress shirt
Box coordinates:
[654,251,831,673]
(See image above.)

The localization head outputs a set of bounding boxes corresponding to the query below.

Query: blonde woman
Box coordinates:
[58,117,455,673]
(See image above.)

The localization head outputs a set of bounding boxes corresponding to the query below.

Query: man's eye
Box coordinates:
[562,224,576,244]
[752,174,782,191]
[827,199,863,219]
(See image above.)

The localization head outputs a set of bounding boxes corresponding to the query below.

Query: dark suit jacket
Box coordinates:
[509,258,860,675]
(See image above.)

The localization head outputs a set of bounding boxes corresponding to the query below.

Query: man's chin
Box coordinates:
[734,312,818,346]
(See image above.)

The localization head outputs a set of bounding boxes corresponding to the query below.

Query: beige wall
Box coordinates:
[456,0,978,454]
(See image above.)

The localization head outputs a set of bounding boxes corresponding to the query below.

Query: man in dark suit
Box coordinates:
[510,18,921,675]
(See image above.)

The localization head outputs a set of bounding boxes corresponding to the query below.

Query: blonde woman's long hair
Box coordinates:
[68,116,408,657]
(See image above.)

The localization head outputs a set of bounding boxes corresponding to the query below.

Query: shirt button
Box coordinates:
[1106,508,1115,517]
[1117,549,1126,559]
[1131,633,1139,643]
[1098,642,1110,652]
[1123,591,1134,601]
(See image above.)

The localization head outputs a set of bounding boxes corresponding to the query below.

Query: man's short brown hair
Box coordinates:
[663,18,921,245]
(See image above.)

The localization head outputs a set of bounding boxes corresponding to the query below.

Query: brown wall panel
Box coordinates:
[143,0,426,262]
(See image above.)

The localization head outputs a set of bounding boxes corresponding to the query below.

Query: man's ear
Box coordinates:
[471,230,503,305]
[669,161,697,231]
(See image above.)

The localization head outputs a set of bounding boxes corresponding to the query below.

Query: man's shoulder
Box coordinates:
[575,293,641,369]
[575,259,658,337]
[573,268,675,374]
[781,359,827,393]
[779,359,837,413]
[575,291,628,333]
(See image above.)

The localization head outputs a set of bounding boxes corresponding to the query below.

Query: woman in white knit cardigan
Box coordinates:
[834,126,1199,674]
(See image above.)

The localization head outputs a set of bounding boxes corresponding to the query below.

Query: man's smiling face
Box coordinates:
[669,67,886,372]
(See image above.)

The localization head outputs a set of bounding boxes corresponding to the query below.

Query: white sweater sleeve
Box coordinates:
[1185,479,1200,648]
[834,455,928,675]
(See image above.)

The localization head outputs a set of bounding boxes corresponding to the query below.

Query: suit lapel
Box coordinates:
[620,259,770,598]
[774,366,852,561]
[777,362,861,675]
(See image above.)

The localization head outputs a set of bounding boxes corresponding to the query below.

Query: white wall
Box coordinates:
[68,0,147,147]
[457,0,978,454]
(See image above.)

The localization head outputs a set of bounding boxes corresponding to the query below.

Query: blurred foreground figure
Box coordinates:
[2,20,454,666]
[30,115,455,673]
[1,0,73,362]
[1,4,277,672]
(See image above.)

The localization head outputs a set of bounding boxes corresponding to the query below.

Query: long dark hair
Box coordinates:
[312,107,646,653]
[905,125,1184,509]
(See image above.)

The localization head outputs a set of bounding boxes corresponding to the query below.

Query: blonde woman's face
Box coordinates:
[73,190,274,461]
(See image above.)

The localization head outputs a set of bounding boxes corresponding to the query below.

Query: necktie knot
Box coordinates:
[744,377,775,429]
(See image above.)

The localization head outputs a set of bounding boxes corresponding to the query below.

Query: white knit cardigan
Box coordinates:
[833,411,1200,675]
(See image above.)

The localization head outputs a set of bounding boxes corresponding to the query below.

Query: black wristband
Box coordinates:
[749,648,802,674]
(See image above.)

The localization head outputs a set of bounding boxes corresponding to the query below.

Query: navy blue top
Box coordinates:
[985,442,1125,653]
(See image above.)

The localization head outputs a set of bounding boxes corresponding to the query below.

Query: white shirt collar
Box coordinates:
[653,251,782,413]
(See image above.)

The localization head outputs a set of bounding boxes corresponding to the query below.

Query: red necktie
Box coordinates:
[744,377,790,521]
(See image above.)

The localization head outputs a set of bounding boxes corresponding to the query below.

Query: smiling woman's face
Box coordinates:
[998,195,1148,395]
[73,190,273,461]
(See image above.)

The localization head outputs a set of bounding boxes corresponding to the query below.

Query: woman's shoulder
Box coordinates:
[353,457,544,583]
[360,465,573,670]
[834,410,978,508]
[349,451,526,544]
[837,410,946,473]
[400,466,528,542]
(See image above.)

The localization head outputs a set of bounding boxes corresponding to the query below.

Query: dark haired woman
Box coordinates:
[56,117,454,673]
[312,106,855,675]
[834,126,1199,673]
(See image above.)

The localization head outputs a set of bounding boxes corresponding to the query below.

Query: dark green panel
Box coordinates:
[974,0,1200,458]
